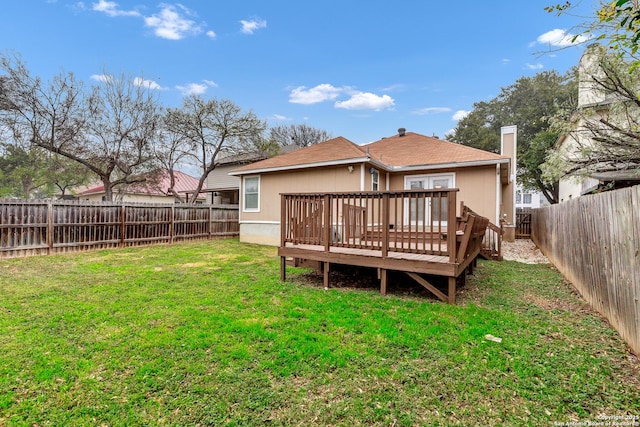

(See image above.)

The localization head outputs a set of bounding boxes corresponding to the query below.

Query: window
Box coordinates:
[371,169,379,191]
[404,173,455,225]
[522,193,532,204]
[243,176,260,212]
[516,192,522,203]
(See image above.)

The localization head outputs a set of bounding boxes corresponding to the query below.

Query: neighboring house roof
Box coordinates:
[230,132,509,175]
[79,170,205,197]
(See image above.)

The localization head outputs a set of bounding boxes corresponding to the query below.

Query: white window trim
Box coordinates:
[404,172,456,189]
[371,169,379,191]
[242,175,260,213]
[403,172,456,226]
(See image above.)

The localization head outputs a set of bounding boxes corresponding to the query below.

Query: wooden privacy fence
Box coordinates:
[0,199,239,259]
[531,185,640,355]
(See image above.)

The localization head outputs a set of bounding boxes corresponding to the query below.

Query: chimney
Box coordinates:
[398,127,406,137]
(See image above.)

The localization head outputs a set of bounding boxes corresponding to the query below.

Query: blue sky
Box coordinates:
[1,1,592,144]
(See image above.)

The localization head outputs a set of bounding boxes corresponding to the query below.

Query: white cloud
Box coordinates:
[536,28,588,47]
[502,58,510,64]
[289,84,344,104]
[526,63,544,70]
[90,74,112,83]
[133,77,163,90]
[452,110,470,121]
[175,80,217,96]
[412,107,452,115]
[144,4,202,40]
[334,92,395,111]
[206,30,217,39]
[176,83,207,95]
[271,114,292,121]
[92,0,140,17]
[240,18,267,34]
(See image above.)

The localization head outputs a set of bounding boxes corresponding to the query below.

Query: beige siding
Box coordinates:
[207,164,241,191]
[387,166,498,222]
[241,164,362,223]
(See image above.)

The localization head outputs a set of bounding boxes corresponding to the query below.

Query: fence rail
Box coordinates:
[531,185,640,355]
[0,199,239,259]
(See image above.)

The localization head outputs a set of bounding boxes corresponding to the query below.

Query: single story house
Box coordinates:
[230,127,517,246]
[78,170,207,204]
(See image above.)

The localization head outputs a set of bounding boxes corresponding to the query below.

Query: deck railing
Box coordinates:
[281,189,460,263]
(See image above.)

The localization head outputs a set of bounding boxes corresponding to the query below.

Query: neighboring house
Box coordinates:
[557,44,640,202]
[78,170,207,203]
[230,127,517,246]
[515,185,548,209]
[206,146,299,205]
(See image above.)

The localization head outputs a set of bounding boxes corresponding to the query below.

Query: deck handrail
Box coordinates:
[281,189,460,262]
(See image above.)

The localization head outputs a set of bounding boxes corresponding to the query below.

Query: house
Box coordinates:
[230,127,517,246]
[205,146,300,205]
[78,170,207,203]
[556,44,640,201]
[516,184,549,209]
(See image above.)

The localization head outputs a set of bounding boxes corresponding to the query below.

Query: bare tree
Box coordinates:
[153,113,193,202]
[165,95,266,203]
[269,123,332,147]
[0,53,161,201]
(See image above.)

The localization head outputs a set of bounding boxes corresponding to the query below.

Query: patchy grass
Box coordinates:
[0,239,638,426]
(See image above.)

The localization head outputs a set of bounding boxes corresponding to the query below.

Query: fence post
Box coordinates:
[170,205,175,244]
[208,205,212,239]
[120,203,126,247]
[47,201,54,255]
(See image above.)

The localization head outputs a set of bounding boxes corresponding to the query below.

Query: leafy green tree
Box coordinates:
[448,70,577,204]
[547,0,640,70]
[0,144,91,198]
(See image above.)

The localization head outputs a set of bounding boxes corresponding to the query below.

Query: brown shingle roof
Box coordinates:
[232,137,366,172]
[364,132,508,167]
[231,132,509,174]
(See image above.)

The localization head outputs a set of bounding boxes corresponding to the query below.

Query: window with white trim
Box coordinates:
[243,176,260,212]
[371,169,379,191]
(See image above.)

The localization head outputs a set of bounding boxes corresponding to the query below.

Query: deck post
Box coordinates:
[323,194,331,252]
[381,193,389,258]
[448,276,456,304]
[280,256,286,282]
[323,261,330,288]
[380,268,388,296]
[447,191,458,263]
[280,195,287,247]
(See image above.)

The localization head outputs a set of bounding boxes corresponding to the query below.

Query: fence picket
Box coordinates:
[0,199,239,259]
[532,185,640,355]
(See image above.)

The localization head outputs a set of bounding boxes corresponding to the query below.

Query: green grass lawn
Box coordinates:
[0,239,638,426]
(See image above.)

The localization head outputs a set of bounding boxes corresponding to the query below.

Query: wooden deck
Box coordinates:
[278,190,501,304]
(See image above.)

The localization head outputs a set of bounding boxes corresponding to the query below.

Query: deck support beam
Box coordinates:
[405,272,449,303]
